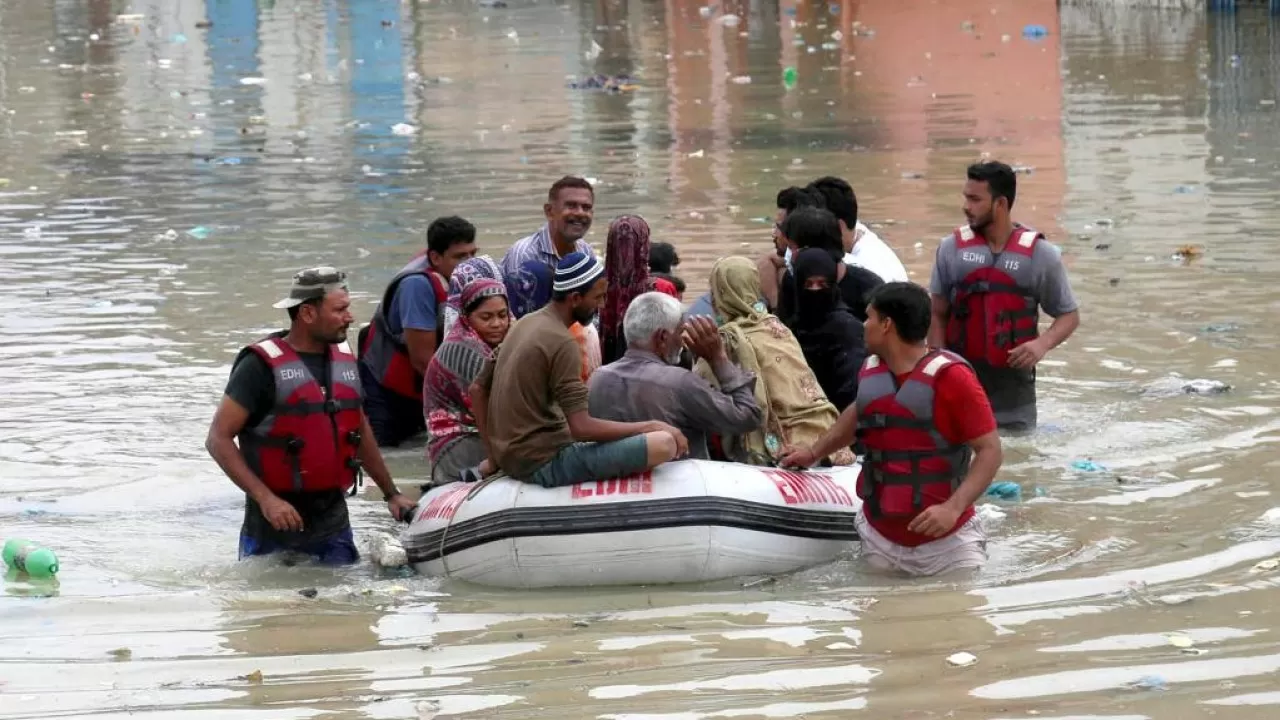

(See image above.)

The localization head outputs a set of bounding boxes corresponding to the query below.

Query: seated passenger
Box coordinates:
[693,257,854,467]
[505,258,602,382]
[471,253,689,487]
[789,247,868,412]
[776,206,884,325]
[600,215,654,366]
[423,278,510,487]
[588,293,763,460]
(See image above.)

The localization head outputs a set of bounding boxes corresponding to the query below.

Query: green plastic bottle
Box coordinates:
[3,539,59,578]
[783,66,798,90]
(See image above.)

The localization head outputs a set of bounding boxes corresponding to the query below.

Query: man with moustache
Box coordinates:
[206,267,415,565]
[471,254,689,488]
[927,161,1080,432]
[501,176,598,281]
[587,293,763,460]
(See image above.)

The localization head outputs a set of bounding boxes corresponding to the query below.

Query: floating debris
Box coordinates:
[1022,24,1048,39]
[1172,244,1203,261]
[1249,558,1278,574]
[1071,459,1106,473]
[239,77,266,86]
[1130,674,1168,691]
[391,123,417,136]
[946,651,978,667]
[565,74,637,93]
[1140,376,1230,397]
[984,481,1021,500]
[298,587,318,599]
[719,14,741,27]
[1165,632,1194,649]
[731,75,752,84]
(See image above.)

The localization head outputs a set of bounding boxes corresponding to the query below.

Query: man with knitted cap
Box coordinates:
[471,252,688,487]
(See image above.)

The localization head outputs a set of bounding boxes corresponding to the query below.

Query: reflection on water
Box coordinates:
[2,0,1280,718]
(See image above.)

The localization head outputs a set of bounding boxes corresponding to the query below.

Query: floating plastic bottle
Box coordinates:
[3,539,59,578]
[1022,24,1048,40]
[782,66,797,90]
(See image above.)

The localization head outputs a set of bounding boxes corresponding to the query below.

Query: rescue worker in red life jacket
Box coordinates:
[206,267,417,565]
[779,282,1003,576]
[358,217,478,447]
[927,161,1081,433]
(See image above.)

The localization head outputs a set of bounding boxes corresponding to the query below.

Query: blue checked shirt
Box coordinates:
[500,224,595,279]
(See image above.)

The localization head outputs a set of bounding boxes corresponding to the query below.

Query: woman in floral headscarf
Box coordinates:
[423,278,510,486]
[442,255,503,336]
[599,215,653,365]
[505,258,602,381]
[694,256,853,467]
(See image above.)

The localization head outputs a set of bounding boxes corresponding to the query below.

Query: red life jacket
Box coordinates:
[358,253,448,400]
[944,225,1041,369]
[238,335,365,493]
[854,350,972,518]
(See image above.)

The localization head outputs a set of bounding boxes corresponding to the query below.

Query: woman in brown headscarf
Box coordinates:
[695,256,853,467]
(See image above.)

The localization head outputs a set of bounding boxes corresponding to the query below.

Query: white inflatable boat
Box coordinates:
[401,459,862,588]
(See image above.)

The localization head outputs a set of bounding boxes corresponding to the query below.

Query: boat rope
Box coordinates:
[438,474,505,579]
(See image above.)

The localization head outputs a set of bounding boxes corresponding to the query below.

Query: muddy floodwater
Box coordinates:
[3,0,1280,717]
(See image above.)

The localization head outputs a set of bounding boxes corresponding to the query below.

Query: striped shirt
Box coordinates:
[500,223,595,279]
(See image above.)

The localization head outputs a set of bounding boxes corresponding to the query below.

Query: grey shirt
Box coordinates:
[587,348,763,460]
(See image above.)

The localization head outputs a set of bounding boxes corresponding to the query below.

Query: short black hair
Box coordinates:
[286,296,323,323]
[782,207,844,263]
[427,216,476,257]
[548,175,595,203]
[868,282,932,344]
[807,176,857,229]
[966,161,1017,210]
[649,242,680,274]
[776,186,826,215]
[652,271,686,294]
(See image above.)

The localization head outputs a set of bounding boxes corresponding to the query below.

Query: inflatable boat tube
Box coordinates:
[401,459,862,588]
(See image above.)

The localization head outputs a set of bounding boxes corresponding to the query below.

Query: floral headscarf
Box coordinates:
[442,255,503,335]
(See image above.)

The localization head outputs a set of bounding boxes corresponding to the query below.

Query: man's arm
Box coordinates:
[356,414,398,496]
[553,340,666,442]
[355,413,415,519]
[205,396,276,505]
[404,330,437,375]
[949,430,1002,509]
[928,294,950,349]
[1009,244,1081,369]
[779,403,858,468]
[680,356,764,435]
[469,355,498,465]
[393,276,439,374]
[565,410,663,443]
[927,244,951,348]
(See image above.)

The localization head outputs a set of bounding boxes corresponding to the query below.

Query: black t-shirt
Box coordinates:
[776,263,885,324]
[225,342,349,547]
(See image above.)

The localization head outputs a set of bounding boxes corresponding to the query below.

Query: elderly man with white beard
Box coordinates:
[587,292,764,461]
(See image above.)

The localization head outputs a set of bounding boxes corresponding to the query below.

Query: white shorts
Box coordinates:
[854,511,987,577]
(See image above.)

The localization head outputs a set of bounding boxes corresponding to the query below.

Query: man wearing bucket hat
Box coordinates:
[470,252,689,487]
[206,267,417,565]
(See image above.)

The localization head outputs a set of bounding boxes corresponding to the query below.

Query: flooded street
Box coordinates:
[4,0,1280,716]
